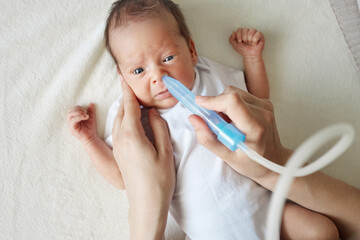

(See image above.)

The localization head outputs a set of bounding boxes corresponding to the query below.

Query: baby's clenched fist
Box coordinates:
[67,103,98,145]
[229,28,265,57]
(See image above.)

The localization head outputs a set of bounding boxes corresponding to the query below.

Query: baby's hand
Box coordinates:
[229,28,265,57]
[67,103,98,145]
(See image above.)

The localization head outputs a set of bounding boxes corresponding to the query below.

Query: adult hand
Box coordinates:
[188,86,292,186]
[112,80,175,239]
[189,86,360,239]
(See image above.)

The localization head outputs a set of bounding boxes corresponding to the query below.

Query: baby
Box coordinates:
[67,0,338,239]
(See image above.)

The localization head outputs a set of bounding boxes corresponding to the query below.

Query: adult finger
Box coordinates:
[113,98,129,142]
[121,80,141,123]
[148,108,173,158]
[195,88,252,125]
[222,86,273,110]
[188,114,232,161]
[117,98,124,122]
[195,88,264,135]
[112,98,124,138]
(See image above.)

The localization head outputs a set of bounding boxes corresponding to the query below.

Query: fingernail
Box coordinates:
[195,96,206,102]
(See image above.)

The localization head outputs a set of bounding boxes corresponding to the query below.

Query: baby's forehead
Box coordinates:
[110,20,185,63]
[110,8,179,33]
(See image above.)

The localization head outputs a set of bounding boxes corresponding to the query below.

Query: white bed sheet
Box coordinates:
[1,0,359,239]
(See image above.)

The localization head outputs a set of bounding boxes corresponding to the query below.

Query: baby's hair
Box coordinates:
[104,0,191,64]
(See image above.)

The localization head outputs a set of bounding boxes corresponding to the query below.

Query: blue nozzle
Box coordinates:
[162,75,245,151]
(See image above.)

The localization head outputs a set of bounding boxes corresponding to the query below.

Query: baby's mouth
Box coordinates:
[155,89,172,99]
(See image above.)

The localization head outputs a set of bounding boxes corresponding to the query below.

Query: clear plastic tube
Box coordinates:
[163,75,245,151]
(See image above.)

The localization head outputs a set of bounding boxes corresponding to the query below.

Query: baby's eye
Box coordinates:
[133,68,144,74]
[164,55,174,62]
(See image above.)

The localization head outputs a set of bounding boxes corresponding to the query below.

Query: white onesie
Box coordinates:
[104,57,270,240]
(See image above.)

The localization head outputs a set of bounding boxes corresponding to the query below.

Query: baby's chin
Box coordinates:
[142,97,179,110]
[156,97,179,109]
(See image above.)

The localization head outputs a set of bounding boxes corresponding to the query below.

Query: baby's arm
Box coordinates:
[229,28,270,99]
[67,104,125,189]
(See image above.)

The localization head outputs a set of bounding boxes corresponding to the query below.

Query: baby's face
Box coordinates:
[109,13,197,109]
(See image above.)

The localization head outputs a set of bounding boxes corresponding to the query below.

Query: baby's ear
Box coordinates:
[189,38,198,65]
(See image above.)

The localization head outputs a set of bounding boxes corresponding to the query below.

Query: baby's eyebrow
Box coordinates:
[123,65,139,73]
[120,51,145,65]
[121,59,142,69]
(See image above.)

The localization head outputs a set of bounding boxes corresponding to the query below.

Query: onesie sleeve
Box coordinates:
[103,94,122,148]
[197,56,247,92]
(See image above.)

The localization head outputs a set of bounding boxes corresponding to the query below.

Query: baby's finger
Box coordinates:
[229,32,242,49]
[229,31,236,45]
[87,103,96,120]
[67,106,86,116]
[241,28,249,43]
[70,113,89,124]
[67,109,86,121]
[247,29,257,44]
[253,31,264,44]
[235,29,242,43]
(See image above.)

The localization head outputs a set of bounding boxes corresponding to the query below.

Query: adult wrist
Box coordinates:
[128,203,168,240]
[127,184,172,240]
[252,147,294,191]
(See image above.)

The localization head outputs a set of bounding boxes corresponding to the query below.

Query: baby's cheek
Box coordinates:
[185,72,196,90]
[137,91,153,107]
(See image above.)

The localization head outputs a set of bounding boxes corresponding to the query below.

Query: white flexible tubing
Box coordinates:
[238,123,355,240]
[264,123,354,240]
[238,123,355,177]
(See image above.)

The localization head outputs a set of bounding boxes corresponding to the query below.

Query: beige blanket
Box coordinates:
[1,0,359,239]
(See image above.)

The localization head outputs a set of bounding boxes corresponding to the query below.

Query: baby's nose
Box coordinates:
[152,78,161,84]
[152,69,168,84]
